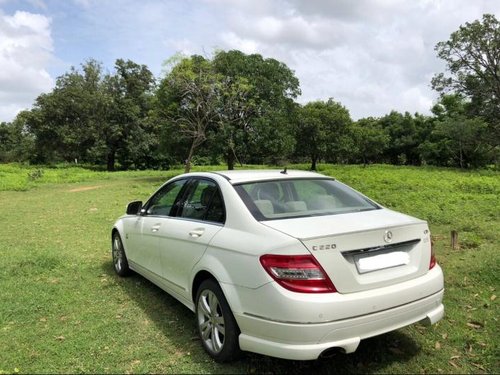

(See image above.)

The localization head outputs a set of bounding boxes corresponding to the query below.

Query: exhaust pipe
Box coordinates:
[319,347,345,359]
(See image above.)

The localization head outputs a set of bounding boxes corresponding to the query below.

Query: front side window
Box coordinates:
[145,179,187,216]
[179,179,225,223]
[234,178,379,220]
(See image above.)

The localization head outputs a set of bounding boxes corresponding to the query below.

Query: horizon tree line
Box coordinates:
[0,14,498,171]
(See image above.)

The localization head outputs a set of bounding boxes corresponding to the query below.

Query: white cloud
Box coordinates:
[2,0,499,122]
[210,0,500,119]
[164,37,198,56]
[220,32,259,54]
[0,9,54,122]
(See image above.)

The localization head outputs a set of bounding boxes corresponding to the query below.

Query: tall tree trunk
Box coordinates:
[185,140,197,173]
[310,155,317,171]
[227,151,235,170]
[107,150,115,171]
[459,142,464,169]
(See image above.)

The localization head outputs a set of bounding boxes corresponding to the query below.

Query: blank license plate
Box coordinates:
[354,251,410,274]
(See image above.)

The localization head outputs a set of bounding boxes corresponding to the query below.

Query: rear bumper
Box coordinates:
[236,289,444,360]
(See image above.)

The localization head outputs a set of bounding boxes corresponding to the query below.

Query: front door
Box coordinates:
[133,178,188,278]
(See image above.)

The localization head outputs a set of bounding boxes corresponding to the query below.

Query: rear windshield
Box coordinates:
[234,178,380,221]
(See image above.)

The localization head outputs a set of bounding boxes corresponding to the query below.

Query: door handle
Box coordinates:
[189,228,205,238]
[151,223,161,232]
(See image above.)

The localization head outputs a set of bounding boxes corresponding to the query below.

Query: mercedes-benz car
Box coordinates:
[111,169,444,362]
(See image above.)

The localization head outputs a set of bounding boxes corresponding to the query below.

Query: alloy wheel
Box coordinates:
[197,289,226,354]
[112,235,124,272]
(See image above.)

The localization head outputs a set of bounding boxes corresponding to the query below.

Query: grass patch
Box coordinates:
[0,164,498,373]
[0,163,181,191]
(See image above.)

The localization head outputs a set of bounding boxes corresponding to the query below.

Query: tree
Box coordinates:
[211,50,300,169]
[24,59,157,170]
[350,118,389,166]
[25,60,107,164]
[158,50,301,170]
[432,14,500,149]
[419,94,491,168]
[433,117,489,168]
[295,99,351,170]
[158,56,222,173]
[0,114,34,162]
[244,108,298,165]
[378,111,424,165]
[102,59,157,170]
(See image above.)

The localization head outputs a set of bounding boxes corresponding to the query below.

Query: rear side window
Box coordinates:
[179,179,225,224]
[235,178,379,220]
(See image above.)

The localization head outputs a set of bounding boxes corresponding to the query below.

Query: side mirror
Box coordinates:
[126,201,143,215]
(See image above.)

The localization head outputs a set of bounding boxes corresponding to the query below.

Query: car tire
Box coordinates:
[195,279,241,362]
[112,232,131,277]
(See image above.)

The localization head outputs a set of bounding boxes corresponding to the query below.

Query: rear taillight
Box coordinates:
[429,238,437,269]
[260,254,337,293]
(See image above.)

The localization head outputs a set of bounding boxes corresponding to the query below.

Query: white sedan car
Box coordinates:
[111,169,444,362]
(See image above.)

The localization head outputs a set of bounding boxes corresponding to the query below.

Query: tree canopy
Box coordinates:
[432,14,500,152]
[158,50,301,171]
[295,99,352,170]
[21,59,157,170]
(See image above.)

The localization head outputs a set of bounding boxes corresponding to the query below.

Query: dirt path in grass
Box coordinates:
[68,185,102,192]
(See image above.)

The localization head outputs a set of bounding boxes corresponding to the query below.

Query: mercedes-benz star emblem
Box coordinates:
[384,230,393,243]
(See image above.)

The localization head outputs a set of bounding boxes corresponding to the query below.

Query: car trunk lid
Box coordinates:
[261,209,433,293]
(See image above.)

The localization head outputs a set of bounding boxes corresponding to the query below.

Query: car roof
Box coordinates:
[211,169,330,184]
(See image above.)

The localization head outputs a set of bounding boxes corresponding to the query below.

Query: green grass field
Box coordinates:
[0,164,498,373]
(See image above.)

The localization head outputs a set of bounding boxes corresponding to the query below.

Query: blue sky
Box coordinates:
[1,0,220,77]
[1,0,499,122]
